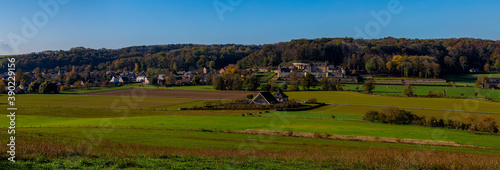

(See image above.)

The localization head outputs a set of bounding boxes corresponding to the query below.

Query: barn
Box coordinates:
[250,92,278,104]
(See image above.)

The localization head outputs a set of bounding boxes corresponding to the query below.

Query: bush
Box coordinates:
[363,107,418,125]
[402,84,415,96]
[428,91,444,97]
[363,80,375,93]
[290,85,300,91]
[280,83,288,91]
[363,110,381,122]
[306,98,317,104]
[246,94,254,100]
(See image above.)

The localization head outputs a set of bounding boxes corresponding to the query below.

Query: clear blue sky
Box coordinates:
[1,0,499,55]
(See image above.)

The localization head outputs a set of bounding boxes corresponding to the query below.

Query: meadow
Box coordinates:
[2,91,499,168]
[445,73,500,86]
[4,128,499,169]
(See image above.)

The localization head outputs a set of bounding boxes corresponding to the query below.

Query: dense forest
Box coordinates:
[238,37,500,76]
[2,37,500,77]
[1,44,260,73]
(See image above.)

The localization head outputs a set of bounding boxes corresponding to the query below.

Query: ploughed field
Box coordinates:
[83,88,256,100]
[2,90,500,169]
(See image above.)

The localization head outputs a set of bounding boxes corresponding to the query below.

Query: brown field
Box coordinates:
[83,88,257,100]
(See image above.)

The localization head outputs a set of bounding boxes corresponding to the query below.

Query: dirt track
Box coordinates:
[82,88,257,100]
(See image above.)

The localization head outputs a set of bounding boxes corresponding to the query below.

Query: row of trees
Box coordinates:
[213,65,261,91]
[363,107,498,133]
[369,55,441,77]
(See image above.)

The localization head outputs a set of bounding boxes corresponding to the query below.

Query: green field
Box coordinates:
[2,92,499,168]
[341,84,500,101]
[62,84,216,94]
[286,91,500,113]
[445,73,500,86]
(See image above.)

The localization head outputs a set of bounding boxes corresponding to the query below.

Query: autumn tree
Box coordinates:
[0,81,5,93]
[280,82,288,91]
[28,81,41,93]
[459,56,468,71]
[402,84,415,96]
[301,73,317,91]
[289,71,300,86]
[39,81,58,94]
[243,75,260,91]
[363,80,375,93]
[321,78,330,91]
[475,76,489,89]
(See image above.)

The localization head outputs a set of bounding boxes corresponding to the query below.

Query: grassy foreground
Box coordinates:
[2,128,499,169]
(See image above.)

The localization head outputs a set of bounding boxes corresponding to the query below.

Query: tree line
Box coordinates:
[3,37,500,77]
[238,37,500,76]
[1,44,260,74]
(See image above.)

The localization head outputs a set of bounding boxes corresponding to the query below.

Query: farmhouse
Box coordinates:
[250,90,289,104]
[276,62,357,83]
[250,92,278,104]
[135,76,149,83]
[273,89,288,102]
[110,76,129,84]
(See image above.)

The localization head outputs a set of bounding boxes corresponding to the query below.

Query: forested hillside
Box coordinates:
[238,37,500,76]
[3,37,500,77]
[1,44,260,73]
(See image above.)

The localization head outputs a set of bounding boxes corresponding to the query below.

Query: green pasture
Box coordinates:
[2,93,498,155]
[4,114,499,148]
[17,128,500,155]
[445,73,500,86]
[253,72,277,82]
[308,104,500,121]
[261,111,362,120]
[286,91,500,113]
[341,84,500,101]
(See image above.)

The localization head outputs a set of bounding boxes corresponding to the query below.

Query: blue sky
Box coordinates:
[0,0,499,55]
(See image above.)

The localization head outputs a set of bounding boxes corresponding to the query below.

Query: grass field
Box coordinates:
[2,91,499,168]
[4,128,499,169]
[341,84,500,101]
[286,91,500,113]
[62,84,216,94]
[445,73,500,86]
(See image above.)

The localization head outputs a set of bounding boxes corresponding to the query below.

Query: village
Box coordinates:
[2,61,500,100]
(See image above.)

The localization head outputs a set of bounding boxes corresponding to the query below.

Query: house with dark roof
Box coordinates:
[250,92,278,104]
[273,89,288,102]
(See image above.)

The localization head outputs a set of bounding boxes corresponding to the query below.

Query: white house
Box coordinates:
[136,76,149,83]
[110,76,129,84]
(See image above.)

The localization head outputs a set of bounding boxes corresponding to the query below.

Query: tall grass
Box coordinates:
[1,131,499,169]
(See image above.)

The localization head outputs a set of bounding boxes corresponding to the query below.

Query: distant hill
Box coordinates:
[2,37,500,76]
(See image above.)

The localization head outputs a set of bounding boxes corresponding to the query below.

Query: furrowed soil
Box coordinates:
[83,88,256,100]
